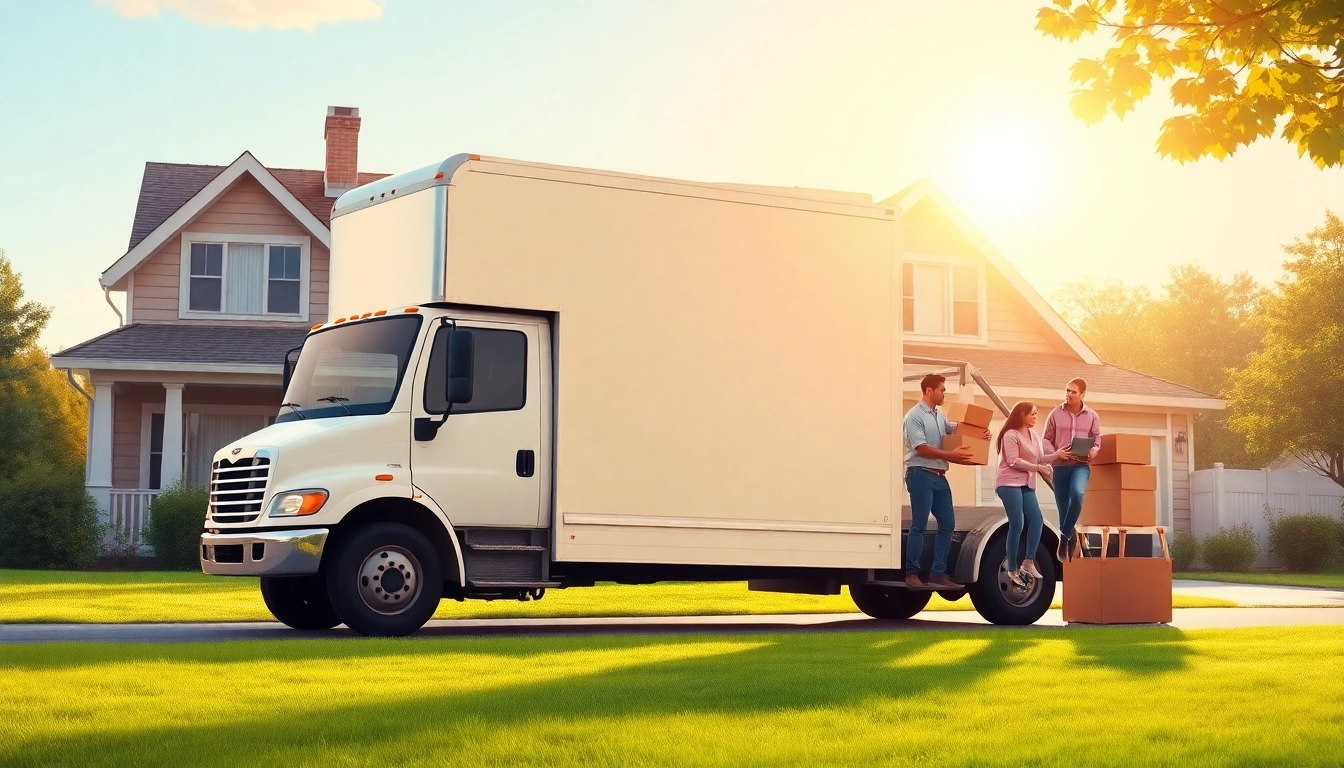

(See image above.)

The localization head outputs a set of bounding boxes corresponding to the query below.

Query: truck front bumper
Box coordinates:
[200,528,329,576]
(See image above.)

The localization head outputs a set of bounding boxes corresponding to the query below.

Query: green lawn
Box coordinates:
[1177,570,1344,590]
[1,626,1340,766]
[0,569,1232,623]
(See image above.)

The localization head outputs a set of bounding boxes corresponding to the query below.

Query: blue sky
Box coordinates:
[4,0,1344,352]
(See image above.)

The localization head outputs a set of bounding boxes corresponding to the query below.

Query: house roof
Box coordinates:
[881,178,1103,366]
[128,162,388,250]
[903,343,1224,409]
[50,323,308,372]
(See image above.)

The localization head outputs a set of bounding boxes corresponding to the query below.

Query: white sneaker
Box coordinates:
[1021,559,1043,579]
[1007,569,1028,589]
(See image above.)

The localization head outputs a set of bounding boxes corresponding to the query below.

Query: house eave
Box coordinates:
[49,357,282,376]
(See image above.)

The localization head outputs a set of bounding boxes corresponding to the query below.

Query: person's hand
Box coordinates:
[1038,464,1053,480]
[949,445,976,464]
[1059,448,1075,462]
[980,428,992,440]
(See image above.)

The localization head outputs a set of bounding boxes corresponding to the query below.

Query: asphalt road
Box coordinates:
[2,607,1342,644]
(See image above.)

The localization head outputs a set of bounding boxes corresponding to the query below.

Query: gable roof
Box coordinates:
[882,178,1103,365]
[104,152,389,291]
[50,323,307,374]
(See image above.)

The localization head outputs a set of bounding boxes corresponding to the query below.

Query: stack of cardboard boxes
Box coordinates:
[1062,433,1173,625]
[943,401,994,466]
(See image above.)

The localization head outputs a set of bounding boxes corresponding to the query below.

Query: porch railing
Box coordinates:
[108,490,159,551]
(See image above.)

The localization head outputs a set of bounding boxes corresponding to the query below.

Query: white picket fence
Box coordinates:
[1191,464,1344,567]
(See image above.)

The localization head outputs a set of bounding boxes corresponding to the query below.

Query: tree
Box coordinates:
[1037,1,1344,168]
[1054,262,1273,469]
[1227,211,1344,486]
[0,250,87,478]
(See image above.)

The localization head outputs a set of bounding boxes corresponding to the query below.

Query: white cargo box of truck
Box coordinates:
[330,154,904,570]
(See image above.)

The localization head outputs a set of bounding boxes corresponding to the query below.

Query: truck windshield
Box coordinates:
[277,315,423,422]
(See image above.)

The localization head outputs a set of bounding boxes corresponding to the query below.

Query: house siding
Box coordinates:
[129,176,330,324]
[902,199,1071,356]
[1172,412,1191,532]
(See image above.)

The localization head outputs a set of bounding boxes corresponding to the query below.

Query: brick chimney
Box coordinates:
[324,105,361,197]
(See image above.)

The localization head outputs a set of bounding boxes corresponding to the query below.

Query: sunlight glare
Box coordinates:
[941,118,1059,221]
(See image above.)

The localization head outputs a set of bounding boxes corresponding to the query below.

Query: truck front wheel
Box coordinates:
[326,523,444,637]
[849,584,933,620]
[260,575,341,630]
[968,534,1056,625]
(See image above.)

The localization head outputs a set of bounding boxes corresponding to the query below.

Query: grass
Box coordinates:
[0,626,1341,766]
[1176,570,1344,590]
[0,570,1233,624]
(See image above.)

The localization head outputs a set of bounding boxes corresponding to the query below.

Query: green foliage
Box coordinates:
[143,479,209,570]
[1037,1,1344,168]
[1201,523,1259,572]
[1054,262,1273,468]
[1227,211,1344,486]
[1265,509,1343,572]
[0,249,87,481]
[0,463,100,570]
[1170,530,1200,571]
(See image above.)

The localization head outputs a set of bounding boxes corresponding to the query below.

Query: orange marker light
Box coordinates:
[311,324,322,331]
[374,310,387,316]
[433,172,444,180]
[335,318,346,323]
[469,154,481,160]
[375,474,394,482]
[362,312,372,319]
[404,307,420,313]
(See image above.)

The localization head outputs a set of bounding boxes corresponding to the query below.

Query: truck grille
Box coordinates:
[209,456,271,523]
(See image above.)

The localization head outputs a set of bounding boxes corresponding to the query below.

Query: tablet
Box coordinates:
[1070,437,1095,455]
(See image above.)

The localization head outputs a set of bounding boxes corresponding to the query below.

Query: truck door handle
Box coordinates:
[516,449,535,478]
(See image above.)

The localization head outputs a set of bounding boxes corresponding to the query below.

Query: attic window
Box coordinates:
[181,234,309,321]
[901,258,983,339]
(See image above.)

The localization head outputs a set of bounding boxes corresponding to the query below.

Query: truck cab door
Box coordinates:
[411,319,547,529]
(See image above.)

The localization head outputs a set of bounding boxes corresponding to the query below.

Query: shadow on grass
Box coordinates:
[2,627,1197,765]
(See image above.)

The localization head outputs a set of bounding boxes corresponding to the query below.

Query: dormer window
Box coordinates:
[901,254,987,344]
[179,233,309,321]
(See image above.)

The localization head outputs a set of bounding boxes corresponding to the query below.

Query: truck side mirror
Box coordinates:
[446,329,475,405]
[282,345,303,392]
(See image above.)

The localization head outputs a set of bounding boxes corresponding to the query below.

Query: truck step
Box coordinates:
[467,581,562,589]
[466,543,547,552]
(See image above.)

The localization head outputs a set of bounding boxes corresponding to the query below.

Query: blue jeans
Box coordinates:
[996,485,1043,570]
[905,468,955,577]
[1052,464,1091,541]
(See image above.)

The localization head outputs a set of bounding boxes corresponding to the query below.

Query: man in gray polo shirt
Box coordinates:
[903,373,987,590]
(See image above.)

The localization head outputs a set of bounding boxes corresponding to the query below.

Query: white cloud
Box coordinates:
[95,0,384,32]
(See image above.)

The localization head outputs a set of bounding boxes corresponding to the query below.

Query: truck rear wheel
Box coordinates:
[849,584,933,620]
[260,575,341,630]
[326,523,443,637]
[968,533,1056,625]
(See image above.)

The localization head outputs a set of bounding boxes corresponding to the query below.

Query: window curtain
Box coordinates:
[225,244,265,315]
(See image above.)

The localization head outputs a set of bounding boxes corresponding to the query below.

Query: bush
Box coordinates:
[0,462,100,569]
[1265,510,1344,572]
[1170,531,1200,571]
[143,479,209,570]
[1201,523,1259,572]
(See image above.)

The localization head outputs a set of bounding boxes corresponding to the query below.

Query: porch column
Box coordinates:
[88,383,114,517]
[162,383,184,489]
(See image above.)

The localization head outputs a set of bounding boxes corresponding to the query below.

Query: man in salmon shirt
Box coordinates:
[1042,377,1100,561]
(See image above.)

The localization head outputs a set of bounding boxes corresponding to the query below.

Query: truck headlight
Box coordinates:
[267,490,328,517]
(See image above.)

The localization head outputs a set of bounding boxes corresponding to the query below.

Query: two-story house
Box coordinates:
[884,179,1224,533]
[52,106,385,529]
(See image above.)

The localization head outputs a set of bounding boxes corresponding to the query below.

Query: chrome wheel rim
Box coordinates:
[997,556,1042,607]
[357,545,422,615]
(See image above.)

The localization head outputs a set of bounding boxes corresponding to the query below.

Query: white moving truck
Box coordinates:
[200,154,1060,636]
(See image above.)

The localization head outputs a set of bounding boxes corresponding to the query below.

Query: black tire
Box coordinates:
[850,584,933,620]
[968,532,1056,625]
[260,575,341,630]
[325,523,443,637]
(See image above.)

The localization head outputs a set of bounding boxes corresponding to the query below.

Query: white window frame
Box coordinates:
[901,252,989,346]
[139,403,280,489]
[178,232,311,322]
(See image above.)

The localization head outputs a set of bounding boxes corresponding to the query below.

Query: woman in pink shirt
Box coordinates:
[995,401,1063,588]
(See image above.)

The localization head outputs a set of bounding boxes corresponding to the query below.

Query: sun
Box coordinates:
[940,118,1059,220]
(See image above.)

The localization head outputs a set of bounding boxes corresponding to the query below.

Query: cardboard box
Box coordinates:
[944,401,994,429]
[1078,489,1157,527]
[943,434,989,466]
[1089,463,1158,491]
[953,420,988,438]
[1093,433,1151,465]
[1062,531,1172,624]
